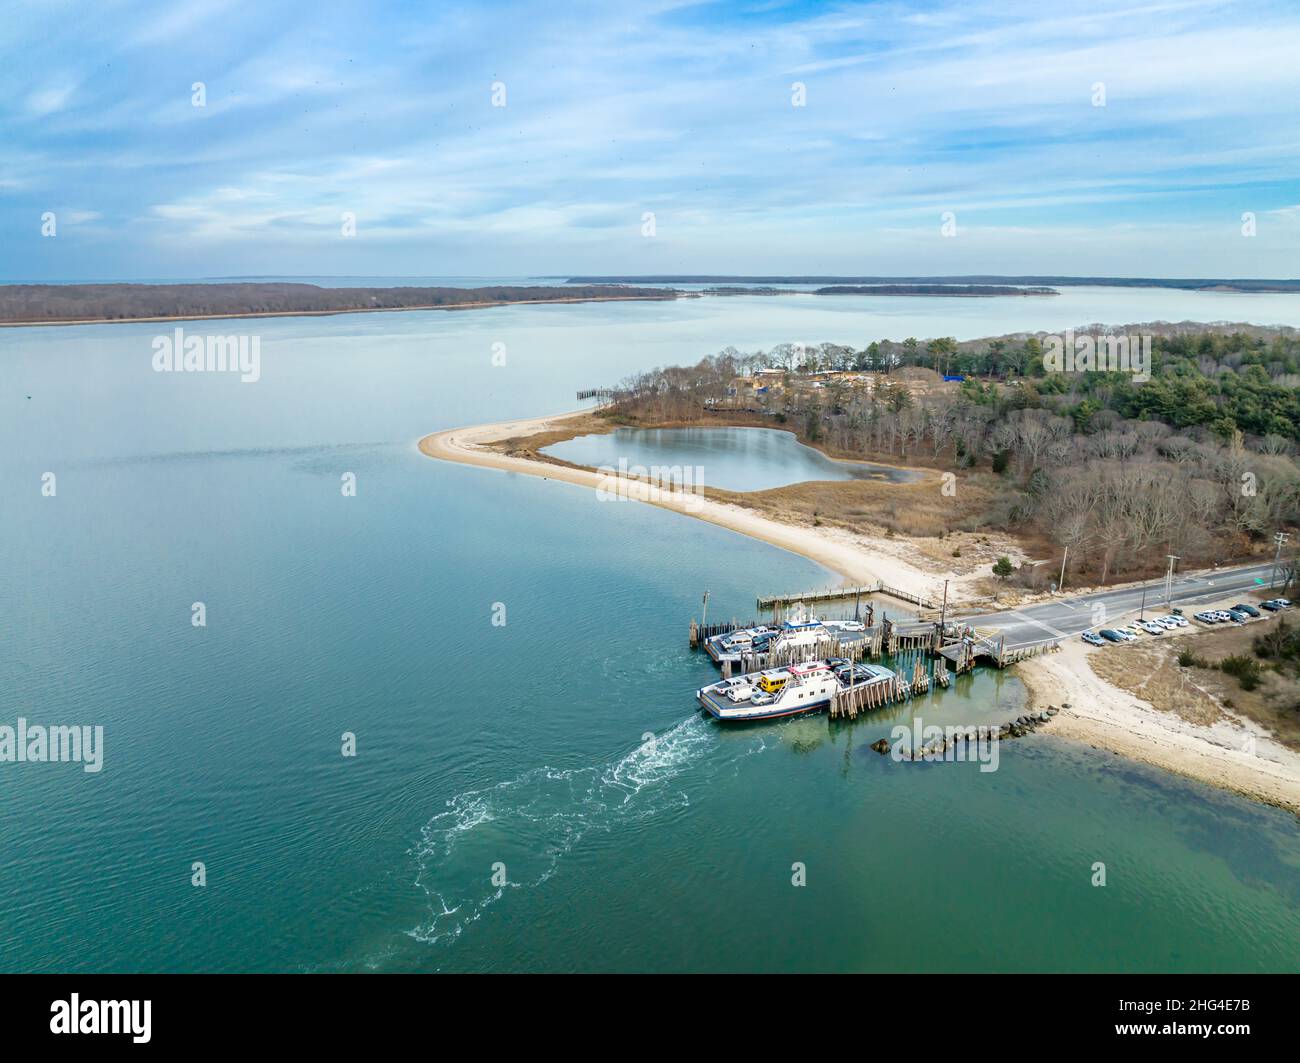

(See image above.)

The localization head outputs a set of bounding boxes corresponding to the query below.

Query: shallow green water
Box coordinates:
[2,292,1298,972]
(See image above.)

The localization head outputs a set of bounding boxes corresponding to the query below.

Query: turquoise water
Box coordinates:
[543,426,920,491]
[2,291,1299,972]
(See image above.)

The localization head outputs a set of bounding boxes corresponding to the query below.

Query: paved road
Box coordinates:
[953,562,1285,647]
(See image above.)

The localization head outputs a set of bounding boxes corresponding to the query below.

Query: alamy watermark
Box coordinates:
[0,718,103,772]
[1043,329,1151,382]
[889,716,1000,772]
[595,459,705,510]
[151,327,261,382]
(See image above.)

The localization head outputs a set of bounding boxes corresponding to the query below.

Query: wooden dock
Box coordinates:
[575,388,613,401]
[757,581,936,610]
[690,604,1060,684]
[936,632,1061,671]
[689,618,764,648]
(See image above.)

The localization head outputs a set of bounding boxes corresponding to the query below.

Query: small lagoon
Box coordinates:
[543,426,921,492]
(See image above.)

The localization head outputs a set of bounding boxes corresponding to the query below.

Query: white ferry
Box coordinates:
[697,659,896,722]
[704,625,778,663]
[702,608,871,666]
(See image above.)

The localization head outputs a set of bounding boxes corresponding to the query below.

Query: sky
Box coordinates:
[3,0,1299,280]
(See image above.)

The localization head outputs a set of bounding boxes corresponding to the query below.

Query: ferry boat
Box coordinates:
[704,625,777,664]
[702,607,871,666]
[697,659,896,722]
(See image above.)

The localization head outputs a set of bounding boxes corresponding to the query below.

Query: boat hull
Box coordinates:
[697,687,834,722]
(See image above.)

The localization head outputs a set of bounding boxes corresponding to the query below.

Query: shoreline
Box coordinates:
[418,409,947,599]
[420,409,1300,817]
[0,294,674,329]
[1018,641,1300,816]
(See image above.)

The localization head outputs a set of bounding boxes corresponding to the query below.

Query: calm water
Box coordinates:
[2,289,1299,972]
[544,426,920,491]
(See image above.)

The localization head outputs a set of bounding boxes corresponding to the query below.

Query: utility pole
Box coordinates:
[1270,531,1290,590]
[1139,582,1147,621]
[940,579,949,632]
[1058,547,1069,594]
[1164,555,1180,608]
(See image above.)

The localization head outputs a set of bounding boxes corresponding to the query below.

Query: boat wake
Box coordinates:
[408,714,771,947]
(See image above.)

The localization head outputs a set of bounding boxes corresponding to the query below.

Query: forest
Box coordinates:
[603,324,1300,587]
[0,283,672,323]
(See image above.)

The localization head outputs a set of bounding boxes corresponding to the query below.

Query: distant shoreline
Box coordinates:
[0,293,674,329]
[567,274,1300,293]
[8,273,1299,327]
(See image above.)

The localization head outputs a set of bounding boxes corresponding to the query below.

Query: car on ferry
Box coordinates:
[713,677,757,702]
[757,670,792,694]
[833,662,879,684]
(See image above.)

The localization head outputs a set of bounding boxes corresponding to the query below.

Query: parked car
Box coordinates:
[1274,598,1292,608]
[1261,600,1282,611]
[1232,603,1261,618]
[1081,631,1105,646]
[1211,610,1233,622]
[834,663,877,684]
[1162,614,1189,627]
[1225,609,1250,623]
[1139,621,1166,635]
[1193,611,1218,624]
[1098,629,1125,643]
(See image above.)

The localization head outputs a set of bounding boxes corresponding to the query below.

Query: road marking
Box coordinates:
[1010,611,1069,638]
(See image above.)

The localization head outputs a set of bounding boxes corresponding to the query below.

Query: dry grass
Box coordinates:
[490,408,1030,581]
[1089,607,1300,750]
[709,476,966,535]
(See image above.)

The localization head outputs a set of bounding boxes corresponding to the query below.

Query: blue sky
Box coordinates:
[4,0,1299,279]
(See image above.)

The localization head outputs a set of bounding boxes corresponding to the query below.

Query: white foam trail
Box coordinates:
[408,715,770,946]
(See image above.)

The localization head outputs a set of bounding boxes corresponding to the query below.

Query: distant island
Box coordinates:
[567,274,1300,293]
[0,282,674,326]
[693,284,1056,297]
[8,274,1298,326]
[813,284,1057,297]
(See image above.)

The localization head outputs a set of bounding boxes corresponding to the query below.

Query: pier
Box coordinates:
[689,602,1064,725]
[757,582,937,610]
[575,387,614,401]
[689,617,765,648]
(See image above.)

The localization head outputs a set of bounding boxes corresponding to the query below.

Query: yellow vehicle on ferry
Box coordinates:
[758,670,792,694]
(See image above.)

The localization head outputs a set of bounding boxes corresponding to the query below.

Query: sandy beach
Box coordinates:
[1019,640,1300,815]
[418,409,949,599]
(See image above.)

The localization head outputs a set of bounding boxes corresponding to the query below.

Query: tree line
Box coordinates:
[603,325,1300,585]
[0,283,672,322]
